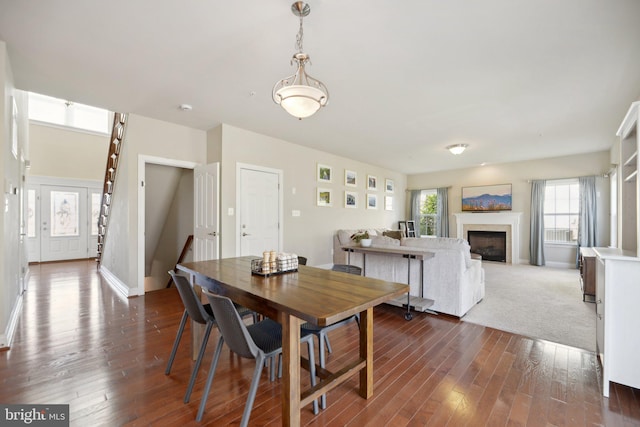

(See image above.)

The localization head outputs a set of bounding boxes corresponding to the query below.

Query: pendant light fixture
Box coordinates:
[272,2,329,119]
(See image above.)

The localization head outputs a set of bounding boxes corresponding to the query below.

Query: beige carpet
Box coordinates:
[462,262,596,352]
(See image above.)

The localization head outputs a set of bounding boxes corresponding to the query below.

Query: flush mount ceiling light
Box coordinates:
[272,2,329,120]
[447,144,468,155]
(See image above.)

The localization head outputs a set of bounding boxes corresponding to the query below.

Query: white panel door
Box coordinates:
[194,163,220,261]
[239,168,280,257]
[40,185,88,261]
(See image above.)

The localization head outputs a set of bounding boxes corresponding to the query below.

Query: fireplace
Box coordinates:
[453,212,522,264]
[468,230,507,262]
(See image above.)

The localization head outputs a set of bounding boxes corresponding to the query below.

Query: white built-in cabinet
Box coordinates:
[592,102,640,397]
[593,248,640,397]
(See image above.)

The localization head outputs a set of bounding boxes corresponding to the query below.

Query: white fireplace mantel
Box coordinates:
[454,212,523,264]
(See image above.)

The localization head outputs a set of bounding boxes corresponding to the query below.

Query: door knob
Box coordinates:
[208,231,218,237]
[242,232,251,236]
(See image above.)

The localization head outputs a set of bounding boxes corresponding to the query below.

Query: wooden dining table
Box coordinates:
[177,256,409,426]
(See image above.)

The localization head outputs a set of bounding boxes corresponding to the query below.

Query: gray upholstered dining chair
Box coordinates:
[300,263,362,408]
[164,270,254,404]
[196,291,318,425]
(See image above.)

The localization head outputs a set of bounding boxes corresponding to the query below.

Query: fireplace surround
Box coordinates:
[453,212,522,264]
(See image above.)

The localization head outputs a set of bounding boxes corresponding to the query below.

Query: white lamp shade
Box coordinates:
[275,85,326,119]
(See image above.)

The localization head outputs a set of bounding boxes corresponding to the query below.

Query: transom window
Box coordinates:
[544,179,579,243]
[28,92,111,135]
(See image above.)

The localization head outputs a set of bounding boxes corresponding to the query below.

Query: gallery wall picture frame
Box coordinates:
[385,178,394,193]
[367,175,378,191]
[345,191,357,208]
[367,193,378,209]
[317,188,332,207]
[345,170,357,187]
[385,196,393,211]
[317,163,332,183]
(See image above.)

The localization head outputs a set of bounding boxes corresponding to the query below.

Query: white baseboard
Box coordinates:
[515,258,576,269]
[0,293,24,349]
[99,265,139,298]
[545,261,577,269]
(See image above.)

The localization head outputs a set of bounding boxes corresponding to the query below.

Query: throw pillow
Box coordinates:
[382,230,404,240]
[371,235,401,246]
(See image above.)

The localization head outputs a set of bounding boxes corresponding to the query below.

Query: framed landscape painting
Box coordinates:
[345,170,357,187]
[317,164,332,183]
[345,191,357,208]
[461,183,512,212]
[317,188,332,207]
[367,194,377,209]
[367,175,377,191]
[385,179,394,193]
[385,196,393,211]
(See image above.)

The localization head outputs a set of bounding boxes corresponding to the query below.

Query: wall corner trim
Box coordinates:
[1,293,24,350]
[99,265,139,298]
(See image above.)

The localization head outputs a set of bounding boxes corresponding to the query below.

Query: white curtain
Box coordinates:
[529,180,546,266]
[436,187,449,237]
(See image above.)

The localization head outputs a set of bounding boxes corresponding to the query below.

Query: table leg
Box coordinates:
[359,307,374,398]
[280,312,302,427]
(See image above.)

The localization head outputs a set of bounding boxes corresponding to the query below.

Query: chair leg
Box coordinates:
[306,339,319,414]
[270,355,276,382]
[196,337,224,422]
[324,333,333,354]
[318,332,327,409]
[165,310,188,375]
[240,353,265,427]
[184,320,215,403]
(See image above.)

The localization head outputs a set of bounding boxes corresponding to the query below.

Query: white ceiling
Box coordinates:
[1,0,639,174]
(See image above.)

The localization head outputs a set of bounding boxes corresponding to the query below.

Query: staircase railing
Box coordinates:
[96,112,128,265]
[166,235,194,288]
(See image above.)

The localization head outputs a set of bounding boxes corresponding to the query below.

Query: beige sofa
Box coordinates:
[333,229,485,317]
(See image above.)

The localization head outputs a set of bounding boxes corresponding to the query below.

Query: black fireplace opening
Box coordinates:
[468,230,507,262]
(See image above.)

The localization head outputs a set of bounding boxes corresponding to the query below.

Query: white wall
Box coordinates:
[213,124,407,266]
[100,114,206,295]
[408,151,611,266]
[1,42,28,349]
[28,123,108,180]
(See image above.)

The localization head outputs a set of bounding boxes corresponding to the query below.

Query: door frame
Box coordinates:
[137,155,198,295]
[235,163,284,257]
[26,175,102,263]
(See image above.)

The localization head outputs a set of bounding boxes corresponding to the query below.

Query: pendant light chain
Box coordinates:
[296,15,304,54]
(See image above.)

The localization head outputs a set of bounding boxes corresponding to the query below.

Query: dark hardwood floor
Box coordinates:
[1,260,638,426]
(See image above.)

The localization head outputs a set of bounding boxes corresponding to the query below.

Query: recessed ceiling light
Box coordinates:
[446,144,468,155]
[178,104,192,111]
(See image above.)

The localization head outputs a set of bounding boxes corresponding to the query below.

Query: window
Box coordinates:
[28,92,111,134]
[419,189,438,237]
[50,191,80,237]
[544,179,579,243]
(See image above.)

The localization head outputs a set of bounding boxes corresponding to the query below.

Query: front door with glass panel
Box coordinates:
[40,185,89,261]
